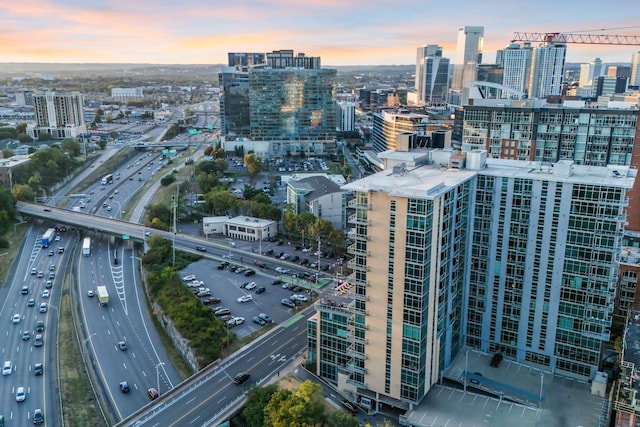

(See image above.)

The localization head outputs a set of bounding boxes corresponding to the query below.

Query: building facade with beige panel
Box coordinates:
[308,150,635,414]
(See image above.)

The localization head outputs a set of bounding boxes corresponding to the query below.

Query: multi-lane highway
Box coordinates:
[0,227,67,426]
[117,309,310,426]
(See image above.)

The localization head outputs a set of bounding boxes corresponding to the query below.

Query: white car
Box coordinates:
[42,290,50,298]
[275,267,289,274]
[16,386,26,402]
[291,294,309,302]
[39,303,47,313]
[245,282,257,291]
[12,314,20,324]
[182,275,196,282]
[2,361,12,375]
[227,316,245,327]
[237,295,253,303]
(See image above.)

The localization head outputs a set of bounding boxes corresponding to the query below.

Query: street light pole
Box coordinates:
[155,362,165,394]
[539,372,544,406]
[464,350,469,392]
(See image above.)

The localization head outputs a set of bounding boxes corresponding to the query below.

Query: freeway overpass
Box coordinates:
[18,201,160,243]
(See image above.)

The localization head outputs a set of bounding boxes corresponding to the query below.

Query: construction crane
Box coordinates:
[511,31,640,46]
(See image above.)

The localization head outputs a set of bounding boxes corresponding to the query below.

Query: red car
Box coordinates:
[148,388,159,400]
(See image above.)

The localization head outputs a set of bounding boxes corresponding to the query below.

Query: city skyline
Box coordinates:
[1,1,639,66]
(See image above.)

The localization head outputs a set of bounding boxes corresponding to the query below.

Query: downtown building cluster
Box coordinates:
[303,27,640,421]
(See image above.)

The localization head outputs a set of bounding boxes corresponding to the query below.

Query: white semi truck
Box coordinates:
[82,237,91,256]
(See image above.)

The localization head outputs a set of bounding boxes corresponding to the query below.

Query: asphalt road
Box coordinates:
[0,226,67,426]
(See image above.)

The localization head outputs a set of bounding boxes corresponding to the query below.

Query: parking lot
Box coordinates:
[180,258,316,338]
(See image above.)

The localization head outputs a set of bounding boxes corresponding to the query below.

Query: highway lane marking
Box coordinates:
[123,362,128,370]
[142,370,147,377]
[189,416,201,424]
[186,396,197,405]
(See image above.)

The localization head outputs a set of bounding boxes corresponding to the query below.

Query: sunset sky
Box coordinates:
[1,0,638,66]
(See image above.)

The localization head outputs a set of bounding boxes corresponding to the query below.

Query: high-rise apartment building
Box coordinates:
[218,67,251,137]
[578,58,603,88]
[457,100,638,169]
[227,52,266,71]
[450,26,484,105]
[337,101,356,132]
[309,152,635,412]
[631,51,640,88]
[266,49,321,69]
[499,43,532,98]
[528,43,566,99]
[414,45,450,106]
[27,91,86,139]
[371,109,429,153]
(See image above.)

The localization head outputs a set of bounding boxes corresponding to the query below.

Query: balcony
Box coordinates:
[347,243,368,256]
[348,213,370,226]
[348,199,372,210]
[346,360,368,375]
[347,229,369,241]
[347,259,370,272]
[583,315,613,328]
[347,345,368,359]
[582,330,610,341]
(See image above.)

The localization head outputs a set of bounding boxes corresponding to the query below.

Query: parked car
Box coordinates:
[253,316,266,326]
[255,286,266,294]
[244,269,256,276]
[214,308,231,317]
[341,400,357,415]
[281,298,296,308]
[202,297,221,305]
[271,279,282,285]
[291,294,308,302]
[258,313,273,323]
[227,316,245,327]
[237,295,253,303]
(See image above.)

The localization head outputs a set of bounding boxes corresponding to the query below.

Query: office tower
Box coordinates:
[248,67,337,155]
[450,26,484,104]
[218,67,251,137]
[595,76,628,96]
[308,152,634,412]
[499,43,532,98]
[27,91,86,139]
[371,109,428,153]
[528,43,566,99]
[266,49,321,69]
[578,58,603,88]
[337,101,356,132]
[414,45,450,106]
[631,52,640,87]
[227,52,266,71]
[111,87,143,101]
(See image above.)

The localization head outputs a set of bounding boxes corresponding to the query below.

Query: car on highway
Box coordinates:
[36,321,44,332]
[21,285,29,295]
[15,386,26,402]
[148,388,159,400]
[39,303,47,313]
[2,361,12,375]
[34,335,43,347]
[237,295,253,303]
[36,271,44,278]
[42,290,50,298]
[45,280,52,289]
[87,290,94,297]
[195,245,207,252]
[43,208,51,212]
[118,341,128,351]
[33,363,43,376]
[120,381,130,393]
[281,298,296,308]
[12,314,20,324]
[30,268,37,275]
[33,408,44,424]
[245,282,257,291]
[233,372,250,385]
[48,272,55,280]
[22,331,30,341]
[27,298,35,307]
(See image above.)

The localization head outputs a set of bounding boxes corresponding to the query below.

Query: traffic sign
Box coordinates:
[188,129,198,135]
[122,235,129,240]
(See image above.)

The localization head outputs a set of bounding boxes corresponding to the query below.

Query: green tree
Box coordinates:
[327,410,359,427]
[37,132,52,141]
[241,384,279,427]
[2,148,14,159]
[16,123,27,134]
[98,140,107,150]
[11,184,34,201]
[160,175,176,186]
[244,153,264,178]
[147,204,172,229]
[60,138,81,156]
[204,190,238,216]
